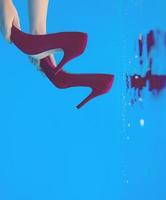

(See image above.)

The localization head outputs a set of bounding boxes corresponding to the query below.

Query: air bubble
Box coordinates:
[140,119,144,126]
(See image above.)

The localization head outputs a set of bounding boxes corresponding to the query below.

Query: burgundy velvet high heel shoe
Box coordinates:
[11,25,114,109]
[11,25,87,75]
[40,57,114,109]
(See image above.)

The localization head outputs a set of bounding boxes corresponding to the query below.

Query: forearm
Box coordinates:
[0,0,13,9]
[0,0,12,4]
[0,0,20,41]
[28,0,49,34]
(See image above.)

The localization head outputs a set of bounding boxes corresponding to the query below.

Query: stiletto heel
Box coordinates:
[11,25,88,74]
[75,76,114,109]
[40,57,114,109]
[76,90,98,109]
[11,26,115,109]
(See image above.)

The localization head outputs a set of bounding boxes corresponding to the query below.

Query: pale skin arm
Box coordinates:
[28,0,56,67]
[28,0,48,35]
[0,0,20,42]
[0,0,56,67]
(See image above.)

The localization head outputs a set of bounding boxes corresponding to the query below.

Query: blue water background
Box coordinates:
[0,0,166,199]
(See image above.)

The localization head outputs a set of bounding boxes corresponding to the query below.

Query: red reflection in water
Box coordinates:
[138,34,143,65]
[128,30,166,100]
[129,70,166,95]
[147,30,155,57]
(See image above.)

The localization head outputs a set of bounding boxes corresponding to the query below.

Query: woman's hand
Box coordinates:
[0,0,20,42]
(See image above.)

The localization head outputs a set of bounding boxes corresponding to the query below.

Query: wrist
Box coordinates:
[31,30,46,35]
[0,0,12,5]
[30,26,46,35]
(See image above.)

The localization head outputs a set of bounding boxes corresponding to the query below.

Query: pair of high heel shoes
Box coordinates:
[11,25,114,109]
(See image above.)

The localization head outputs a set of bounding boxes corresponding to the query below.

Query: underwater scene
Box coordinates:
[0,0,166,199]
